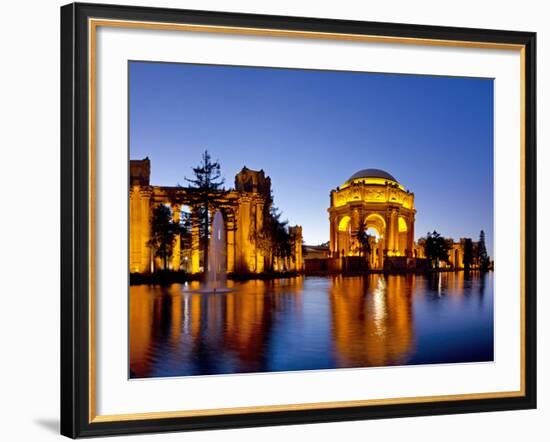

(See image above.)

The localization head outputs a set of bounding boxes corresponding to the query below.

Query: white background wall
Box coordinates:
[0,0,547,440]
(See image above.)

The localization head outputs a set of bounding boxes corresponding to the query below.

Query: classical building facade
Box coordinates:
[316,168,483,272]
[328,169,416,270]
[129,158,303,274]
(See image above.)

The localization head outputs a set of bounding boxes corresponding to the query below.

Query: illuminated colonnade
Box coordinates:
[129,158,303,274]
[328,169,416,270]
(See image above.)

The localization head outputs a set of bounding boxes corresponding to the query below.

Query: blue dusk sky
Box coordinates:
[129,61,494,255]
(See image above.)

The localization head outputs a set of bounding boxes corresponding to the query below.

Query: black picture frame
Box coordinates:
[61,2,537,438]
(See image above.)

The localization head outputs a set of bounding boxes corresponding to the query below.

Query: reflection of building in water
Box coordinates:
[130,271,490,378]
[329,275,415,367]
[129,285,155,376]
[130,279,306,377]
[222,281,269,371]
[129,158,303,275]
[222,278,304,372]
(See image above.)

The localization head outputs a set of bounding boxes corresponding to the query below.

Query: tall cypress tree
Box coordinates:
[477,230,490,271]
[185,150,226,273]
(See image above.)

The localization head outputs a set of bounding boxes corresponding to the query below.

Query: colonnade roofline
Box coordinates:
[132,185,268,207]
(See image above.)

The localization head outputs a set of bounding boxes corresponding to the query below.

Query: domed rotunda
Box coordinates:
[328,168,416,270]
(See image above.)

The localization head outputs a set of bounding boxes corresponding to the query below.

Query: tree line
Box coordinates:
[421,229,491,271]
[343,223,491,272]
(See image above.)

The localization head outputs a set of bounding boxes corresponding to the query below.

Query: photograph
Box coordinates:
[54,1,537,438]
[128,61,495,379]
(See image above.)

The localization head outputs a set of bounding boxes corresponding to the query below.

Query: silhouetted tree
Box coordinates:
[355,219,372,268]
[266,206,292,271]
[423,230,450,269]
[148,204,177,271]
[477,230,490,272]
[472,241,479,267]
[255,190,275,270]
[185,150,227,273]
[252,188,293,272]
[463,238,474,271]
[178,210,193,272]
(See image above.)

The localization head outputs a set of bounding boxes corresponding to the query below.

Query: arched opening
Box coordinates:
[364,213,386,238]
[337,216,352,256]
[366,227,380,239]
[397,216,408,256]
[364,213,387,270]
[338,215,351,232]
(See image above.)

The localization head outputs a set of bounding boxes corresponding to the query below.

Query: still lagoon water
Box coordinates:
[129,272,493,378]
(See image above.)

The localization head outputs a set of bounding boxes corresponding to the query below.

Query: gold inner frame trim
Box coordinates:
[88,17,527,423]
[92,390,524,423]
[90,18,525,50]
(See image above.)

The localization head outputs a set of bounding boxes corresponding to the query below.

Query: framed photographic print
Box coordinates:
[60,2,537,438]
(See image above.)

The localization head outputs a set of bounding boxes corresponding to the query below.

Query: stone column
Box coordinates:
[296,226,303,271]
[255,202,265,273]
[151,202,164,272]
[226,211,236,273]
[334,217,340,256]
[329,215,335,257]
[378,237,384,269]
[129,186,152,273]
[384,212,391,254]
[190,208,200,273]
[171,204,181,271]
[406,215,415,258]
[394,210,400,254]
[386,209,397,254]
[350,208,360,256]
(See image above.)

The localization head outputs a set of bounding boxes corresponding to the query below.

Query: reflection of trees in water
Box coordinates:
[130,279,305,377]
[130,275,416,376]
[417,272,490,316]
[476,271,487,308]
[152,290,173,340]
[425,271,487,303]
[478,272,486,295]
[425,271,468,298]
[329,274,415,368]
[129,272,491,378]
[221,281,271,373]
[220,278,304,373]
[466,270,489,300]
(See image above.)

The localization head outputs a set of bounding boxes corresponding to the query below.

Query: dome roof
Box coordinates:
[344,169,398,185]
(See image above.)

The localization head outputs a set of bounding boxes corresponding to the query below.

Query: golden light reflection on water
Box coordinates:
[329,275,414,367]
[129,272,493,378]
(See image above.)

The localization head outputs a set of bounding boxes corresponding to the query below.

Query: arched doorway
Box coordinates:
[364,213,386,270]
[337,215,352,256]
[397,216,408,256]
